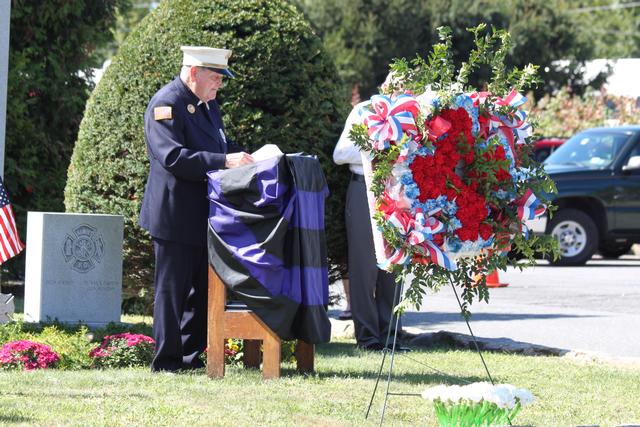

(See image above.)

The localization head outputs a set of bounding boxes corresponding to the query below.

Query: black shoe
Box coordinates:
[181,358,205,371]
[358,342,385,352]
[151,366,181,374]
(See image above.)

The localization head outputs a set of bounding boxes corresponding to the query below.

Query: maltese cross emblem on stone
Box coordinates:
[62,224,105,273]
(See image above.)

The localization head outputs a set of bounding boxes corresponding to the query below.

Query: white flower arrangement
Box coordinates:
[421,382,534,426]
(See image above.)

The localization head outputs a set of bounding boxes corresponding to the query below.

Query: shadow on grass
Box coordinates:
[314,341,461,357]
[277,342,487,385]
[308,368,486,386]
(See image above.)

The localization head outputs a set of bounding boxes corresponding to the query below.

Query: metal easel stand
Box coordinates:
[364,276,503,427]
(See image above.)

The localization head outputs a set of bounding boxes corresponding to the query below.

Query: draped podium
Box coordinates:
[206,154,331,344]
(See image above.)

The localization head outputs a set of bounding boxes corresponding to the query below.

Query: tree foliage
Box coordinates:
[4,0,127,277]
[64,0,349,312]
[294,0,433,99]
[564,0,640,59]
[294,0,597,100]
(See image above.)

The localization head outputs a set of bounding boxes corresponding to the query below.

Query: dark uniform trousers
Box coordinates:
[151,238,208,371]
[346,175,401,347]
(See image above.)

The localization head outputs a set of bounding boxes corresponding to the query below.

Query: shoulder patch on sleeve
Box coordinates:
[154,106,172,121]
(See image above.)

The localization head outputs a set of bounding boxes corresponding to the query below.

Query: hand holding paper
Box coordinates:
[225,152,254,168]
[251,144,284,162]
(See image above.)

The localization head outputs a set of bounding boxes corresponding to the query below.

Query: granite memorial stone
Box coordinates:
[0,293,13,323]
[24,212,123,326]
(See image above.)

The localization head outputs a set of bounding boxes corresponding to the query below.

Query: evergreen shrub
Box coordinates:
[64,0,350,311]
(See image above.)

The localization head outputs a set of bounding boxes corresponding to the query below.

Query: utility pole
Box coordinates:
[0,0,11,179]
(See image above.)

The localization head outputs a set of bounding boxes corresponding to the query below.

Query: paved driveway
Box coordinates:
[401,255,640,358]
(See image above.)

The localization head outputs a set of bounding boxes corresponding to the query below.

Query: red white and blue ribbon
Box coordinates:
[495,89,527,108]
[515,189,546,239]
[493,109,532,145]
[379,195,455,270]
[423,240,456,271]
[470,91,490,106]
[472,89,532,146]
[360,94,419,149]
[517,189,545,221]
[471,89,527,109]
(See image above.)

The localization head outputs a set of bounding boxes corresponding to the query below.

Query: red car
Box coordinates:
[533,137,566,162]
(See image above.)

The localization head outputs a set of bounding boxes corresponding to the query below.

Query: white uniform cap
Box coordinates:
[181,46,234,78]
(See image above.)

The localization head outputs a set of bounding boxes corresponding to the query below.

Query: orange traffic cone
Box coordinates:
[485,269,509,288]
[471,269,509,288]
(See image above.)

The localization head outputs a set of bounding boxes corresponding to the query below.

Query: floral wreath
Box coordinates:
[350,25,557,311]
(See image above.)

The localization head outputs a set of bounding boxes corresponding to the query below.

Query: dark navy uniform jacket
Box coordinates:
[139,76,242,246]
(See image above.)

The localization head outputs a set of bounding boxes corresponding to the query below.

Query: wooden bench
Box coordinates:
[207,266,314,379]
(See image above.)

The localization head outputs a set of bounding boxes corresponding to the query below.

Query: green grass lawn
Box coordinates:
[1,338,639,426]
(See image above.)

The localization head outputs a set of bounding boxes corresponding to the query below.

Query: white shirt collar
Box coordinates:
[197,100,210,110]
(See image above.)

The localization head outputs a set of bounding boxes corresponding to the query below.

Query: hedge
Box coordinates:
[64,0,350,312]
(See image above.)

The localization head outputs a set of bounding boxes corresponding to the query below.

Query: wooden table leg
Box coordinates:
[262,334,281,379]
[207,266,225,378]
[243,339,261,369]
[295,340,314,374]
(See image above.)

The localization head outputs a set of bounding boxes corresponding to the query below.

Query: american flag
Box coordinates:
[0,177,24,264]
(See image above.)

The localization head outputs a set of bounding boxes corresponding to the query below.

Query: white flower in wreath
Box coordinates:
[415,86,438,116]
[387,153,417,209]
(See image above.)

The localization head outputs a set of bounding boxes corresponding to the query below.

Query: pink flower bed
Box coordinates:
[0,340,60,370]
[89,333,155,368]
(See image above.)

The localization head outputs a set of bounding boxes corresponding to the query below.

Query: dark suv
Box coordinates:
[535,126,640,265]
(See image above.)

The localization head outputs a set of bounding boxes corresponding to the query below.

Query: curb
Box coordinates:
[402,326,564,356]
[401,327,640,367]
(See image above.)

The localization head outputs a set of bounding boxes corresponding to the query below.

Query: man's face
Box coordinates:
[193,67,225,102]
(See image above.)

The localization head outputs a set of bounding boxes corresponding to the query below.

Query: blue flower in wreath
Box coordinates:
[421,198,439,213]
[496,131,517,175]
[447,235,463,252]
[455,94,479,136]
[435,195,450,211]
[494,189,512,200]
[444,199,458,216]
[447,218,462,232]
[407,144,435,163]
[401,173,415,186]
[405,183,420,200]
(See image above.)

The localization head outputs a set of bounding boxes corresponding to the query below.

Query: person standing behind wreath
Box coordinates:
[333,76,403,351]
[139,46,254,372]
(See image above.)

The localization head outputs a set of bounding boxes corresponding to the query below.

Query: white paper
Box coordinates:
[252,144,283,162]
